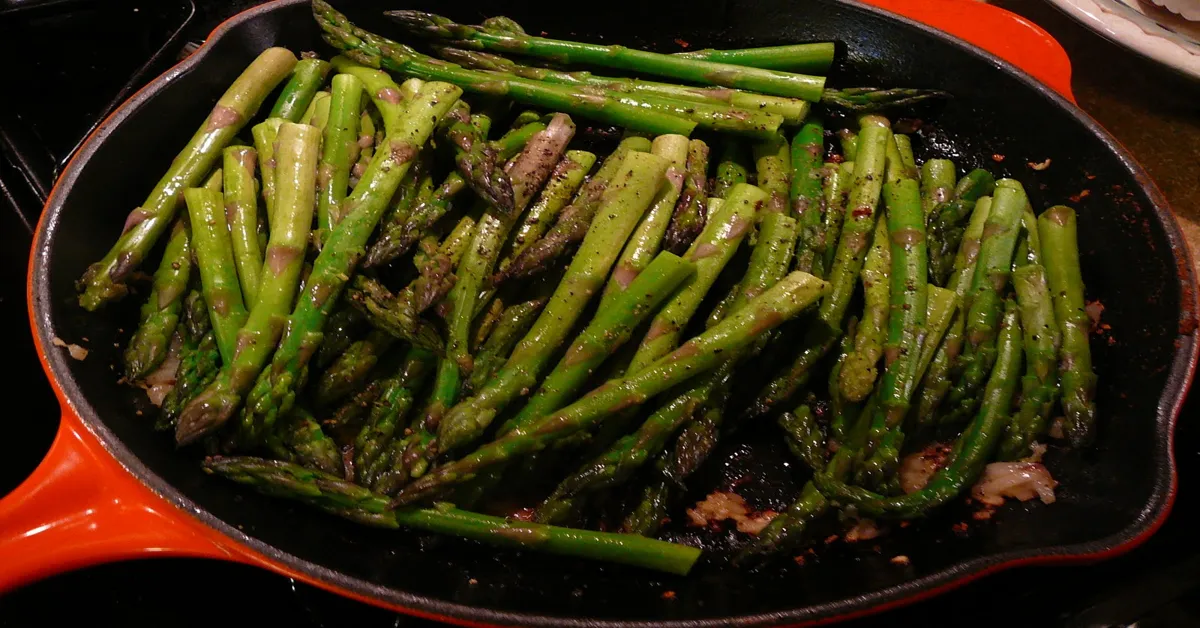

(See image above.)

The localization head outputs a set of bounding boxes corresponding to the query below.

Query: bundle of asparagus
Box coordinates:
[75,0,1098,576]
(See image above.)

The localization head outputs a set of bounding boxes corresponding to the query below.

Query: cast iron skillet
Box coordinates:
[9,0,1198,625]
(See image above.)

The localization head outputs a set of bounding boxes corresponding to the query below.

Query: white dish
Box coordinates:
[1045,0,1200,78]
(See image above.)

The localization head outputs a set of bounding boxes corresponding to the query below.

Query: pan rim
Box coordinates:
[28,0,1198,625]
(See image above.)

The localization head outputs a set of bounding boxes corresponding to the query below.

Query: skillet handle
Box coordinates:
[0,410,243,592]
[860,0,1076,103]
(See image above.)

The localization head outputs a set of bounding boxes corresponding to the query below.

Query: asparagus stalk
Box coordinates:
[497,136,652,282]
[313,330,395,408]
[1038,205,1096,447]
[438,102,515,212]
[124,217,190,380]
[926,169,997,286]
[300,91,332,129]
[346,276,443,353]
[355,347,435,484]
[663,139,711,256]
[749,116,891,416]
[920,159,957,216]
[77,48,296,310]
[467,297,547,393]
[420,113,575,456]
[236,82,463,445]
[365,119,545,268]
[329,56,407,134]
[941,180,1027,424]
[500,252,695,436]
[500,150,597,273]
[597,135,689,310]
[754,133,790,215]
[780,404,826,471]
[999,263,1061,459]
[222,147,263,307]
[252,118,284,225]
[790,118,826,274]
[819,161,854,276]
[851,137,928,486]
[175,122,321,446]
[204,456,701,575]
[185,188,248,364]
[434,46,809,127]
[839,129,858,162]
[815,299,1022,518]
[837,219,890,402]
[269,58,332,121]
[431,150,671,455]
[393,270,828,505]
[712,140,750,200]
[315,306,365,369]
[159,291,220,430]
[317,73,364,233]
[279,406,343,476]
[315,3,697,136]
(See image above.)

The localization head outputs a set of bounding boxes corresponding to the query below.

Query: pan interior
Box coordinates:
[32,0,1189,624]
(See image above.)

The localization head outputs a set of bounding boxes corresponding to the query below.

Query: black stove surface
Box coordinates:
[0,1,1196,626]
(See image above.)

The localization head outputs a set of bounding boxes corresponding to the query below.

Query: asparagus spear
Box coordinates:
[999,263,1061,459]
[754,133,790,215]
[204,456,701,575]
[314,330,395,408]
[269,58,332,121]
[500,252,695,436]
[819,161,854,276]
[365,119,545,268]
[500,150,597,273]
[279,406,343,476]
[175,122,321,446]
[839,129,858,162]
[749,116,892,416]
[816,299,1022,518]
[236,83,463,445]
[663,139,711,255]
[430,150,671,455]
[438,102,515,212]
[419,113,575,455]
[252,118,284,224]
[185,188,248,364]
[124,217,190,380]
[837,219,890,402]
[77,48,296,310]
[300,91,332,129]
[435,46,808,127]
[317,73,364,234]
[920,159,957,216]
[790,118,826,274]
[1038,205,1096,447]
[346,276,443,353]
[315,3,697,136]
[159,291,220,430]
[355,347,435,484]
[329,56,407,134]
[597,135,689,310]
[394,270,827,505]
[941,180,1027,424]
[315,306,365,369]
[780,404,826,471]
[673,42,835,73]
[712,140,750,200]
[386,10,830,100]
[926,169,997,286]
[222,146,263,307]
[497,136,652,282]
[467,297,547,393]
[851,137,928,486]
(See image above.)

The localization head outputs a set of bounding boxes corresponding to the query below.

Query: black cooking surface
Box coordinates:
[0,0,1196,626]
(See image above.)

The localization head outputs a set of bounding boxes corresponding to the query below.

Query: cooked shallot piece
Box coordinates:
[844,518,882,543]
[971,462,1058,506]
[898,442,951,494]
[139,335,182,407]
[686,491,777,535]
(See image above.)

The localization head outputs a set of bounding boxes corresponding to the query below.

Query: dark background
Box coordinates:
[1,0,1198,625]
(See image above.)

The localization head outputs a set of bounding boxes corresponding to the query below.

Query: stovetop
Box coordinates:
[1,1,1197,626]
